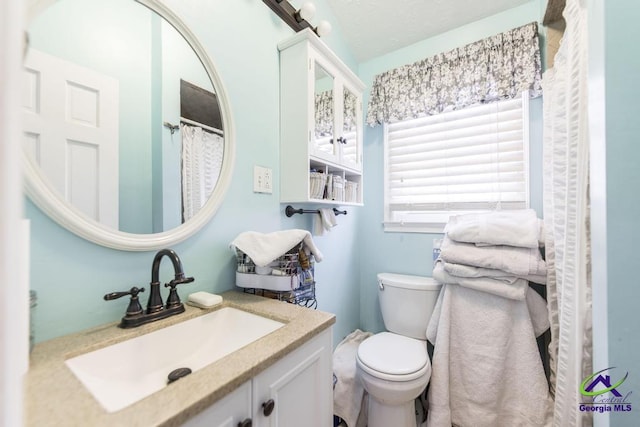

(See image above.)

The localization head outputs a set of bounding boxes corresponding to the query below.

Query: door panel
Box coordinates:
[23,49,119,228]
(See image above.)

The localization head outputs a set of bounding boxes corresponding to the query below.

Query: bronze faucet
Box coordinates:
[104,249,194,328]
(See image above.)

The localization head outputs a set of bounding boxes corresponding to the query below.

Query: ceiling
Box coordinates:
[323,0,534,62]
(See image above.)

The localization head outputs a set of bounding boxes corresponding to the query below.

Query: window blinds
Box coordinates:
[384,92,529,226]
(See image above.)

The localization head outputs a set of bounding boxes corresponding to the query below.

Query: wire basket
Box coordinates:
[235,243,315,292]
[244,282,317,309]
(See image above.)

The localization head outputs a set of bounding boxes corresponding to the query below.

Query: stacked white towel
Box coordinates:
[437,209,547,300]
[444,208,545,248]
[428,209,552,426]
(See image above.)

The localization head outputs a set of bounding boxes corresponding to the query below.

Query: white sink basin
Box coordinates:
[65,307,284,413]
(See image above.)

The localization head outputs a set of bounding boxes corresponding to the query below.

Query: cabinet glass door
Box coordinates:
[341,87,361,170]
[313,62,337,161]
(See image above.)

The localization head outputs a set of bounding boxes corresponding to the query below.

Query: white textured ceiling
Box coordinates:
[324,0,533,62]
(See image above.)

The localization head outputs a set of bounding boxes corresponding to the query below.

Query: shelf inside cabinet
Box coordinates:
[309,159,361,205]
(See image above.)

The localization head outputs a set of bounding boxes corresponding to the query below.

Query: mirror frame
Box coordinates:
[24,0,235,251]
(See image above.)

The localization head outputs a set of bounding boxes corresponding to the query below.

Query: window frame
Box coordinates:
[382,91,531,233]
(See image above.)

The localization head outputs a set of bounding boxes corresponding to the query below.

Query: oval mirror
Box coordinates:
[23,0,235,251]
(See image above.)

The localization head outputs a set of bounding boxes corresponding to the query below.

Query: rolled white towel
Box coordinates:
[445,209,543,248]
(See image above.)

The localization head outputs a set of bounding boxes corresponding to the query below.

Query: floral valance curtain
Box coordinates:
[366,22,542,126]
[315,88,359,137]
[315,90,334,137]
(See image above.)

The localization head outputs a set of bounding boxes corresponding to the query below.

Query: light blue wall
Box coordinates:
[27,0,361,347]
[356,1,546,334]
[601,0,640,424]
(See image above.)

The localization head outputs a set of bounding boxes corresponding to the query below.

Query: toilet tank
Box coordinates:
[377,273,442,340]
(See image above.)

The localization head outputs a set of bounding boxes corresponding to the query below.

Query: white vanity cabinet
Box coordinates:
[182,328,333,427]
[181,381,252,427]
[279,29,366,205]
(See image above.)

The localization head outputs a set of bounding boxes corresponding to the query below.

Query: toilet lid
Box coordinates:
[357,332,428,376]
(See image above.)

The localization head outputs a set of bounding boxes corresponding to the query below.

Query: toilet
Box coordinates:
[356,273,442,427]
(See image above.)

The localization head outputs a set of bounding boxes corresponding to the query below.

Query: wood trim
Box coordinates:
[543,0,566,25]
[262,0,314,33]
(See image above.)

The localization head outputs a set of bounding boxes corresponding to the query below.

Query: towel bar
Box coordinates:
[285,205,347,218]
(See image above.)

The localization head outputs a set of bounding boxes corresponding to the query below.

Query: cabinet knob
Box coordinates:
[262,398,275,416]
[237,418,252,427]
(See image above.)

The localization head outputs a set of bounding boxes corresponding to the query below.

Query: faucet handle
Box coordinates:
[104,287,146,317]
[164,277,194,309]
[104,286,145,300]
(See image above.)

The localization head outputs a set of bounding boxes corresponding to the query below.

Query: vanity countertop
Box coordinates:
[26,290,336,426]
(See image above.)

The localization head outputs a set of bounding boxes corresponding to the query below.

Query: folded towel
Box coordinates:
[433,259,528,300]
[442,261,547,285]
[426,284,553,427]
[230,229,323,267]
[312,214,325,236]
[444,209,543,248]
[333,329,373,427]
[526,287,550,337]
[440,236,546,277]
[319,208,337,231]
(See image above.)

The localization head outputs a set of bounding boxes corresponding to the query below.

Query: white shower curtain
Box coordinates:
[542,0,592,426]
[181,123,224,221]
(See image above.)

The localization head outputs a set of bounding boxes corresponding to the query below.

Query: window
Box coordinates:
[383,91,530,233]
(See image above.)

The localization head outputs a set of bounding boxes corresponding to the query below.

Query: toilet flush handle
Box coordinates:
[378,280,384,291]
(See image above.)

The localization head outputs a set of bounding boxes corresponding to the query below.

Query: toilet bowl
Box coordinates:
[356,273,441,427]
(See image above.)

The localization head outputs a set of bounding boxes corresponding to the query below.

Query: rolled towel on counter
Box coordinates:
[442,261,547,285]
[444,209,543,248]
[440,236,546,278]
[433,259,528,300]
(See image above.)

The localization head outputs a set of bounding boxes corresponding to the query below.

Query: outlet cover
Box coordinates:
[253,165,273,194]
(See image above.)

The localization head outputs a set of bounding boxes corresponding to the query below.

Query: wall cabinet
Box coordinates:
[182,328,333,427]
[279,29,366,205]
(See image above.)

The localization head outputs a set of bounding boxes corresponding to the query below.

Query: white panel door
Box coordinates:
[23,49,119,228]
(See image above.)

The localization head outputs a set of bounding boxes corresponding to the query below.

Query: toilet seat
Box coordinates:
[357,332,429,382]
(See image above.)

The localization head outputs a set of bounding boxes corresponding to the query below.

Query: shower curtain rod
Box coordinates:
[164,119,224,136]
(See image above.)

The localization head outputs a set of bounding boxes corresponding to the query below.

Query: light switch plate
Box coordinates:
[253,165,273,194]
